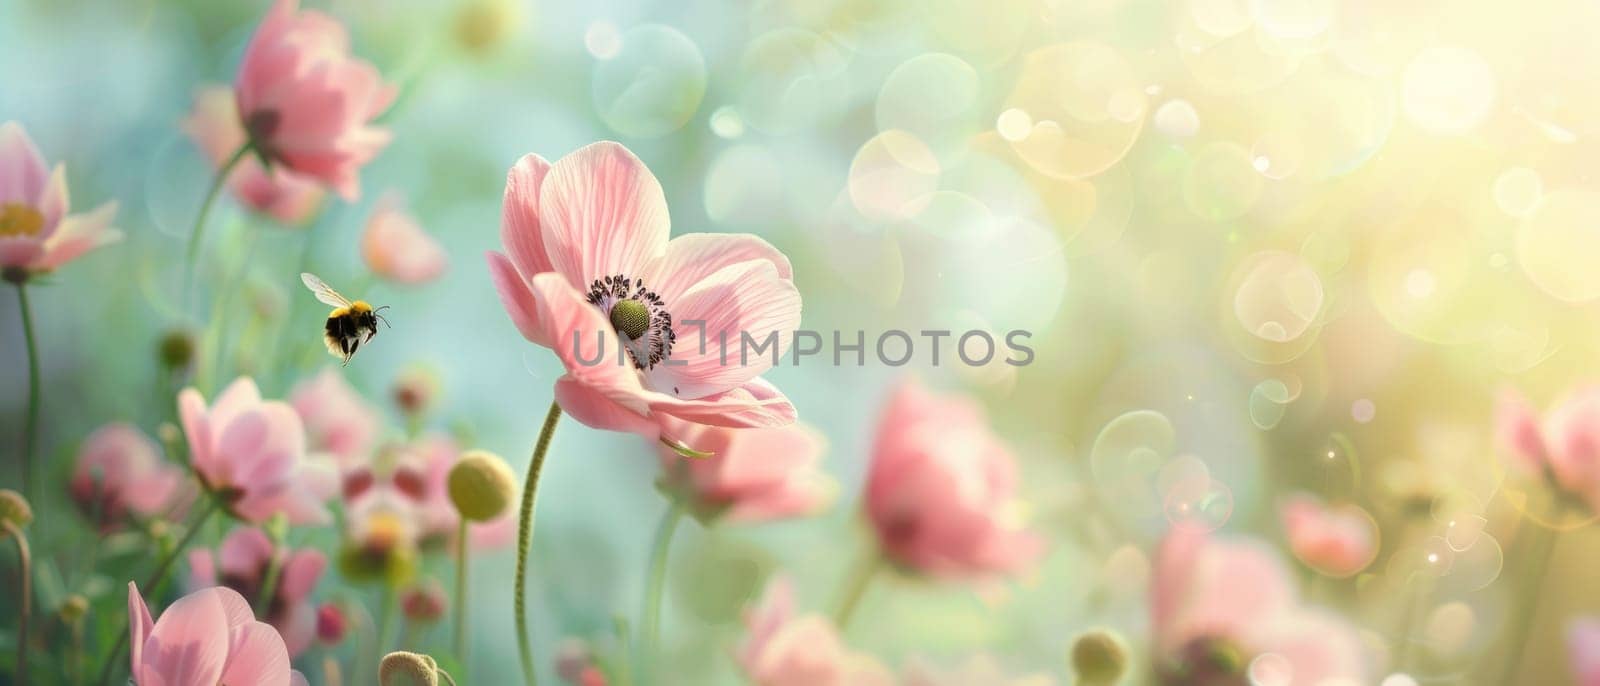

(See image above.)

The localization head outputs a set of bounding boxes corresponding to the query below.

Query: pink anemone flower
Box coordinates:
[1278,493,1378,578]
[1151,523,1367,686]
[656,416,835,523]
[128,583,309,686]
[363,196,447,285]
[486,142,801,447]
[188,526,327,657]
[863,378,1042,579]
[288,367,381,470]
[0,121,119,276]
[70,422,188,530]
[1571,617,1600,686]
[179,377,337,525]
[737,578,895,686]
[234,0,395,200]
[183,85,325,226]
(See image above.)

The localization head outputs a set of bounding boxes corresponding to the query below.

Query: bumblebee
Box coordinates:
[301,272,389,365]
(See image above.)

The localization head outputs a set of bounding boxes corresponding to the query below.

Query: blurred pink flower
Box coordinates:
[863,378,1041,579]
[188,526,326,657]
[737,578,895,686]
[556,639,610,686]
[179,377,337,525]
[656,416,835,523]
[127,583,309,686]
[1496,389,1600,511]
[234,0,395,200]
[69,422,187,529]
[183,85,325,226]
[363,196,447,284]
[315,602,347,646]
[289,367,381,469]
[1151,523,1366,686]
[0,121,119,275]
[1278,493,1377,578]
[1570,617,1600,686]
[485,142,801,443]
[901,655,1055,686]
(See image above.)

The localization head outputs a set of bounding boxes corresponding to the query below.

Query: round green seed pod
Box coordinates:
[447,450,517,521]
[0,489,32,535]
[379,651,438,686]
[1071,629,1129,686]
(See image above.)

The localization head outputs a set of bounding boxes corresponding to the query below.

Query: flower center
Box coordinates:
[0,203,44,238]
[1161,636,1251,686]
[586,273,676,370]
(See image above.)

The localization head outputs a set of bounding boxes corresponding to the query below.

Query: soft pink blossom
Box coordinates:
[1278,493,1378,578]
[0,121,119,275]
[183,85,325,226]
[289,367,381,469]
[363,196,447,284]
[1570,617,1600,686]
[69,423,187,529]
[737,578,895,686]
[656,416,835,523]
[179,377,337,525]
[188,526,326,657]
[1151,523,1366,686]
[1496,389,1600,511]
[486,142,801,445]
[863,378,1041,579]
[234,0,395,200]
[127,583,309,686]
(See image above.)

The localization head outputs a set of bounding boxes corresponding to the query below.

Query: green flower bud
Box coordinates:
[59,594,89,624]
[1071,629,1128,686]
[447,450,516,521]
[379,651,438,686]
[0,489,33,535]
[158,329,196,370]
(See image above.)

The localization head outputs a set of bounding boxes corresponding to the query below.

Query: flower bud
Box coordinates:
[379,651,439,686]
[392,365,441,418]
[455,0,518,54]
[158,329,196,371]
[447,450,516,521]
[316,602,348,645]
[0,489,33,535]
[59,594,89,624]
[401,580,447,623]
[1071,629,1129,686]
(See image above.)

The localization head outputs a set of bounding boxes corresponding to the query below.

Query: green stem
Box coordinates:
[1496,524,1560,683]
[454,516,470,671]
[832,551,882,631]
[377,586,397,656]
[7,521,31,686]
[514,402,563,686]
[95,497,221,686]
[14,283,39,505]
[254,550,283,619]
[201,220,263,393]
[641,502,684,672]
[182,142,251,310]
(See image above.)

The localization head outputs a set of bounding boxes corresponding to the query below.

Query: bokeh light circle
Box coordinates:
[1232,250,1324,342]
[737,29,852,134]
[1005,42,1147,179]
[1515,189,1600,303]
[1154,99,1201,138]
[1401,47,1495,136]
[1184,142,1263,221]
[848,129,941,222]
[590,24,707,138]
[876,53,982,163]
[1493,167,1542,218]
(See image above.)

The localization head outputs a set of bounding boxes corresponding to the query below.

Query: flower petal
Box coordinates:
[219,527,275,580]
[219,621,293,686]
[128,582,155,674]
[487,251,552,348]
[644,233,793,306]
[503,152,556,278]
[145,587,231,684]
[649,259,801,399]
[553,375,658,436]
[278,550,327,601]
[538,141,669,287]
[38,201,120,270]
[0,121,50,207]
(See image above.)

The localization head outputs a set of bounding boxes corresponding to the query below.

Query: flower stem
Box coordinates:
[6,521,31,686]
[13,283,40,505]
[377,586,397,655]
[641,502,684,672]
[832,550,883,631]
[1496,523,1560,683]
[94,496,221,686]
[514,401,563,686]
[254,549,283,619]
[454,516,470,672]
[201,220,263,393]
[182,142,251,310]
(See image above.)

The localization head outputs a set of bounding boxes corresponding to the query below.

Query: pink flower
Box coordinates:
[1151,524,1366,686]
[0,121,119,275]
[69,423,187,529]
[183,85,325,226]
[1496,389,1600,511]
[363,196,447,284]
[127,583,309,686]
[289,367,381,469]
[1570,617,1600,686]
[863,378,1041,579]
[656,417,835,523]
[486,142,802,444]
[188,526,327,657]
[737,578,895,686]
[179,377,337,525]
[1278,493,1378,578]
[234,0,395,200]
[315,602,347,645]
[556,639,609,686]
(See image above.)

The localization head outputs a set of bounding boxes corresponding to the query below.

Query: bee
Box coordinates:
[301,272,389,365]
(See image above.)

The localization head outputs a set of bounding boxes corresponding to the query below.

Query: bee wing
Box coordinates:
[301,272,353,308]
